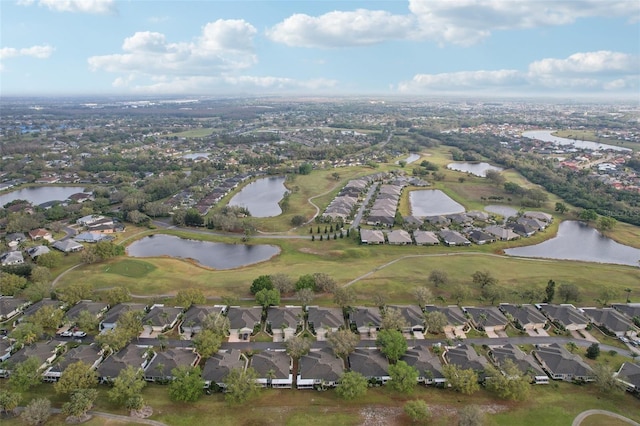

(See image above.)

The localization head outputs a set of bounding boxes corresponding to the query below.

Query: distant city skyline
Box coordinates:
[1,0,639,99]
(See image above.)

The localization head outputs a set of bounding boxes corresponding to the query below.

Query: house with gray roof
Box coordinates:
[516,216,547,231]
[0,296,30,321]
[467,230,495,245]
[349,307,382,336]
[612,303,640,323]
[97,344,152,383]
[74,232,113,243]
[615,362,640,393]
[43,343,104,382]
[360,229,385,245]
[144,348,200,382]
[507,222,537,237]
[424,215,449,226]
[387,305,425,332]
[466,211,490,221]
[424,305,469,338]
[180,305,226,337]
[65,300,109,324]
[499,304,547,333]
[0,338,13,363]
[26,245,50,260]
[413,230,439,245]
[266,306,303,342]
[348,348,390,384]
[444,344,490,381]
[307,306,344,338]
[523,211,553,223]
[297,347,345,389]
[141,304,183,336]
[100,303,147,331]
[18,299,63,325]
[582,307,638,338]
[533,343,594,382]
[485,225,519,241]
[52,239,84,253]
[489,343,548,384]
[463,306,509,336]
[386,229,412,245]
[1,251,24,266]
[401,345,445,385]
[250,349,292,388]
[6,340,64,372]
[538,304,589,331]
[438,230,470,246]
[202,349,247,389]
[227,306,262,341]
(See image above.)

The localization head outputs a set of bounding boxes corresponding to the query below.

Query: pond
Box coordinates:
[228,176,287,217]
[485,205,518,219]
[505,221,640,267]
[397,153,421,165]
[182,152,210,159]
[447,162,504,177]
[522,130,631,153]
[0,186,89,207]
[410,190,465,217]
[126,234,280,269]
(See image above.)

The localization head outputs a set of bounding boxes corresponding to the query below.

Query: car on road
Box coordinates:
[59,331,73,337]
[72,331,86,338]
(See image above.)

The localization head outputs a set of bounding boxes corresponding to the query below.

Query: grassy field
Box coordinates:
[104,259,157,279]
[553,130,639,152]
[167,128,215,138]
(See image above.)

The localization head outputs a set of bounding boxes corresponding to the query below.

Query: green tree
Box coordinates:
[295,288,315,307]
[472,270,498,288]
[29,266,51,285]
[36,251,63,268]
[9,322,43,346]
[333,287,356,310]
[9,356,42,392]
[557,283,581,303]
[176,288,206,308]
[335,371,368,400]
[376,329,408,363]
[404,399,431,424]
[544,279,556,303]
[54,361,97,395]
[458,405,485,426]
[56,282,93,305]
[107,365,147,408]
[0,272,28,296]
[31,304,64,330]
[586,343,600,360]
[423,311,447,335]
[250,275,274,295]
[202,312,230,336]
[597,216,617,232]
[388,360,419,393]
[95,328,129,353]
[412,287,433,307]
[168,366,204,402]
[579,209,598,222]
[224,367,261,405]
[598,287,618,306]
[381,307,408,331]
[104,287,132,306]
[485,169,505,186]
[255,288,280,309]
[313,272,337,293]
[442,364,479,395]
[285,335,311,360]
[0,390,21,415]
[592,363,626,394]
[298,163,313,175]
[74,309,99,333]
[554,202,567,214]
[327,329,360,359]
[20,398,51,426]
[62,388,97,418]
[193,329,223,359]
[484,360,530,401]
[295,274,316,291]
[451,285,470,305]
[184,208,204,226]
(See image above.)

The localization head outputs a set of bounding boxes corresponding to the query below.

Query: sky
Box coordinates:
[1,0,639,99]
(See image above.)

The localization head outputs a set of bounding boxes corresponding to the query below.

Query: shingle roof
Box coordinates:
[616,362,640,389]
[46,344,103,375]
[581,307,637,333]
[298,348,344,383]
[227,306,262,330]
[387,305,424,327]
[97,344,149,379]
[182,305,225,328]
[401,345,444,380]
[250,350,291,380]
[66,301,109,322]
[348,348,389,378]
[464,306,508,328]
[349,307,382,328]
[101,303,147,327]
[307,307,344,330]
[266,306,303,328]
[490,343,546,377]
[539,304,589,328]
[145,348,199,379]
[534,343,593,378]
[445,344,489,373]
[499,304,547,327]
[424,305,467,327]
[202,349,245,384]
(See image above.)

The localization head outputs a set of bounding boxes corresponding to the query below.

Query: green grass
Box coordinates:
[168,128,215,138]
[580,414,632,426]
[104,259,157,278]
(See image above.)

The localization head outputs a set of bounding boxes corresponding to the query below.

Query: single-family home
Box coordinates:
[28,228,52,241]
[466,211,490,221]
[52,239,84,253]
[523,211,553,223]
[413,230,440,246]
[424,305,469,339]
[489,343,549,384]
[202,349,247,390]
[533,343,594,382]
[360,229,385,245]
[0,296,31,322]
[67,192,93,203]
[73,232,113,243]
[65,300,109,325]
[387,305,425,332]
[581,307,638,338]
[614,362,640,393]
[386,230,412,245]
[250,350,293,388]
[42,343,104,382]
[348,348,390,384]
[507,222,537,237]
[349,307,382,337]
[444,344,490,381]
[463,306,509,337]
[6,340,64,373]
[100,303,147,331]
[144,348,200,382]
[612,303,640,321]
[26,245,51,260]
[538,304,590,331]
[18,299,63,325]
[424,216,449,226]
[467,230,495,245]
[97,344,152,383]
[266,306,303,342]
[438,230,471,246]
[306,306,344,339]
[141,304,183,337]
[180,305,227,338]
[516,216,547,231]
[297,347,345,389]
[484,225,520,241]
[0,338,13,364]
[227,306,263,341]
[447,213,473,225]
[5,233,26,247]
[499,304,548,335]
[401,345,446,385]
[76,215,106,227]
[1,251,24,266]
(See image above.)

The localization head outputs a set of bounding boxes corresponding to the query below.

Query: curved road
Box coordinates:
[14,407,167,426]
[572,410,640,426]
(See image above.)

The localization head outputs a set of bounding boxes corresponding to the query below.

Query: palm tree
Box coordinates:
[266,368,276,388]
[625,288,632,303]
[567,342,578,353]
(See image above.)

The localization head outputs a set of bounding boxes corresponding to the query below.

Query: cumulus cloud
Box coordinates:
[0,44,54,70]
[18,0,116,15]
[396,51,639,95]
[268,0,638,47]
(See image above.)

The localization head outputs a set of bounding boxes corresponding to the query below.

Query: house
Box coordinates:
[227,306,263,341]
[76,214,106,227]
[180,305,227,338]
[538,304,589,331]
[348,348,390,384]
[424,305,469,339]
[507,222,537,237]
[19,299,63,324]
[485,225,520,241]
[438,230,471,246]
[141,304,183,336]
[0,338,13,363]
[297,347,345,389]
[467,230,495,245]
[401,345,446,385]
[26,245,51,260]
[100,303,147,331]
[413,230,440,245]
[489,343,549,384]
[0,296,31,321]
[499,304,547,334]
[386,230,412,245]
[5,233,26,247]
[447,213,473,225]
[52,239,84,253]
[387,305,425,332]
[444,344,490,381]
[1,251,24,266]
[349,307,382,336]
[581,307,638,338]
[250,350,293,388]
[614,362,640,393]
[97,344,152,383]
[612,303,640,321]
[466,211,490,221]
[144,348,200,382]
[42,344,103,382]
[6,340,63,372]
[463,306,509,337]
[424,215,449,226]
[533,343,594,382]
[202,349,247,389]
[523,211,553,223]
[65,300,109,325]
[266,306,303,342]
[67,192,93,203]
[28,228,52,241]
[74,232,113,243]
[306,306,344,339]
[516,216,547,231]
[360,229,385,245]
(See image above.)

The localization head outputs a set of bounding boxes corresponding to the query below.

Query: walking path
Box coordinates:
[572,409,640,426]
[14,407,168,426]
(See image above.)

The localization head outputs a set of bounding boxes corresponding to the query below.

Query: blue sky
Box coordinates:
[1,0,639,98]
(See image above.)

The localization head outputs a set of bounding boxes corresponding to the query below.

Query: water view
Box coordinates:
[397,153,421,165]
[505,221,640,267]
[522,130,631,153]
[127,234,280,269]
[410,189,465,217]
[182,152,210,159]
[0,186,89,207]
[447,162,503,177]
[484,205,518,218]
[228,176,287,217]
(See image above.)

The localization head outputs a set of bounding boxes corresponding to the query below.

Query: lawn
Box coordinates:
[167,128,215,138]
[104,259,157,279]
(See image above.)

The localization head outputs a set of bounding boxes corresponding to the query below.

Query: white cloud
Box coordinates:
[18,0,116,15]
[268,0,638,47]
[396,51,639,95]
[0,44,54,70]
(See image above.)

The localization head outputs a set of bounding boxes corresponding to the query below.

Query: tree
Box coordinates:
[104,287,131,306]
[544,279,556,303]
[557,283,581,303]
[285,336,311,360]
[404,399,431,424]
[30,266,51,285]
[423,311,447,335]
[9,322,43,346]
[333,287,356,310]
[327,329,359,358]
[298,163,313,175]
[9,356,42,392]
[168,366,204,402]
[484,360,530,401]
[520,287,544,304]
[62,388,97,419]
[428,270,449,288]
[30,304,64,331]
[554,202,568,214]
[412,287,432,307]
[295,274,316,291]
[193,329,223,359]
[290,215,306,226]
[255,288,280,309]
[176,288,206,308]
[597,216,617,232]
[376,329,408,363]
[202,312,230,336]
[107,365,147,409]
[567,342,578,353]
[579,209,598,222]
[335,371,368,400]
[20,398,51,426]
[451,285,470,305]
[0,272,28,295]
[458,405,485,426]
[295,288,315,307]
[388,360,419,393]
[586,343,600,360]
[592,363,625,394]
[313,273,337,293]
[598,287,618,306]
[381,307,409,331]
[481,284,506,305]
[184,208,204,226]
[485,170,506,186]
[54,361,97,395]
[75,309,99,333]
[0,390,20,416]
[250,275,274,295]
[442,364,479,395]
[224,367,261,404]
[271,273,294,294]
[56,282,92,305]
[472,270,497,288]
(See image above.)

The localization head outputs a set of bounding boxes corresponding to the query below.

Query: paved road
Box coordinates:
[350,182,379,230]
[572,409,640,426]
[14,407,167,426]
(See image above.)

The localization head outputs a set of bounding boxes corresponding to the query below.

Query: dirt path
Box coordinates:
[572,410,640,426]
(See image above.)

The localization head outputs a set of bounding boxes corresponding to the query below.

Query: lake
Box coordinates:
[126,234,280,269]
[410,190,465,217]
[228,176,287,217]
[182,152,210,159]
[522,130,631,153]
[447,162,504,177]
[485,205,518,218]
[397,153,421,165]
[0,186,89,207]
[505,221,640,267]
